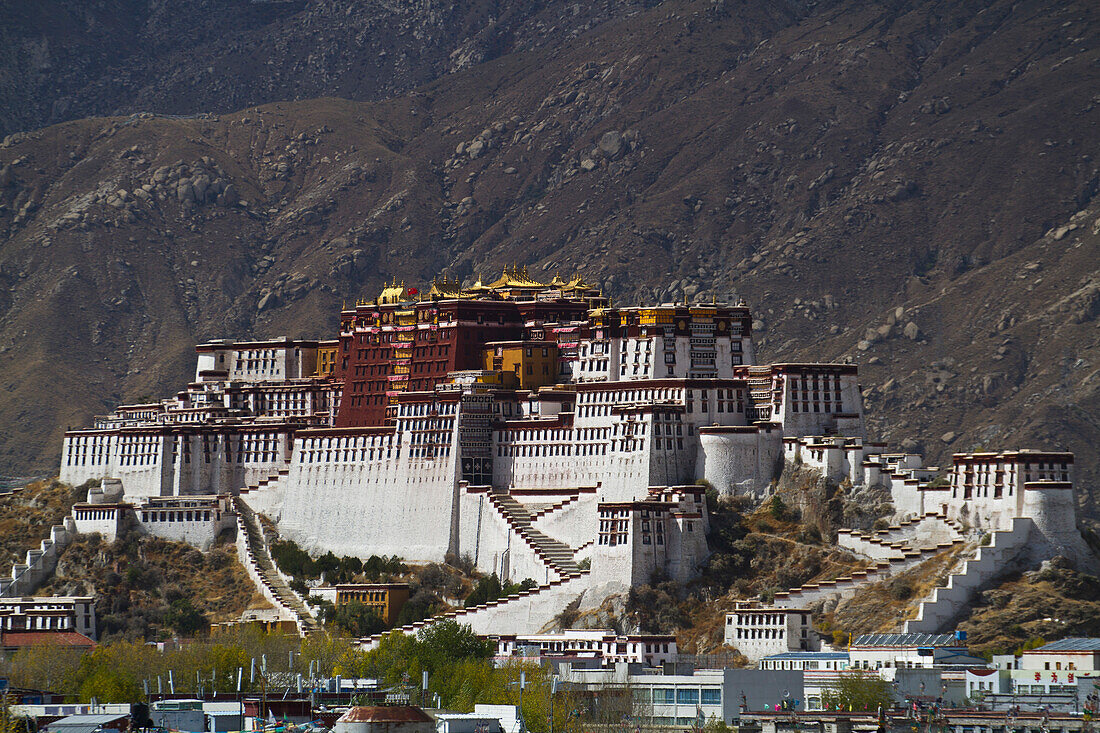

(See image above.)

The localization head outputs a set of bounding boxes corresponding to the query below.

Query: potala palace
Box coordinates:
[39,268,1094,640]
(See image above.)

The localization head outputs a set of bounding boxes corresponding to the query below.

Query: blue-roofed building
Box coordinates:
[759,651,849,671]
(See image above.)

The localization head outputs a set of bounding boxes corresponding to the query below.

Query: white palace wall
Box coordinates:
[454,489,560,585]
[60,430,290,500]
[277,428,461,563]
[1020,486,1095,568]
[697,424,782,496]
[529,490,599,553]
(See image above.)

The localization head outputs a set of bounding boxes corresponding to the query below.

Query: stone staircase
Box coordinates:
[488,492,581,577]
[903,517,1032,633]
[770,538,965,609]
[361,570,593,649]
[837,512,965,561]
[528,490,582,519]
[238,465,290,496]
[232,496,319,636]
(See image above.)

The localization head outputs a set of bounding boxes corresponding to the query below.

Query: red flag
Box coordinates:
[408,287,419,295]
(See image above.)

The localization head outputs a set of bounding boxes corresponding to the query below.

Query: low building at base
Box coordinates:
[491,629,677,668]
[725,602,819,662]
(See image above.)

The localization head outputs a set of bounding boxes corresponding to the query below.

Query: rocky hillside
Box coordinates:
[957,559,1100,656]
[0,478,85,573]
[0,0,660,139]
[0,0,1098,514]
[38,532,269,641]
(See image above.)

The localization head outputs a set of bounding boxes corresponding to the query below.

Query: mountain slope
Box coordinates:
[0,0,1098,516]
[0,0,663,138]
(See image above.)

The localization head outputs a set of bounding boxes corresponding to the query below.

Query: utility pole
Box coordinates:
[549,676,558,733]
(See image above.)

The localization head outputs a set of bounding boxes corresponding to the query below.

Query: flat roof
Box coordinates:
[761,652,849,660]
[852,633,964,648]
[1033,638,1100,652]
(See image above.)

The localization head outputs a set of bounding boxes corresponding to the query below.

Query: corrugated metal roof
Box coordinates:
[1036,638,1100,651]
[852,633,961,647]
[337,706,433,724]
[47,713,130,733]
[760,652,850,660]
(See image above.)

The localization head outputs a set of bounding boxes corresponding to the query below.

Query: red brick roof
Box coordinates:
[0,631,96,650]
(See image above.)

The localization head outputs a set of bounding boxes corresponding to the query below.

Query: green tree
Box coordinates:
[465,573,504,607]
[315,551,341,581]
[333,601,387,637]
[397,588,442,625]
[414,620,493,675]
[270,540,316,579]
[164,598,208,636]
[465,574,536,607]
[769,494,788,520]
[299,631,370,677]
[820,670,893,712]
[363,631,419,685]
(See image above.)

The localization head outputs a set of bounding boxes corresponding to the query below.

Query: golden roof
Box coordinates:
[487,264,546,289]
[464,274,494,292]
[563,273,593,291]
[429,275,464,299]
[376,279,410,306]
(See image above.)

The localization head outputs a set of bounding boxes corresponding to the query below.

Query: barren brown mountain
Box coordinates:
[0,0,1097,518]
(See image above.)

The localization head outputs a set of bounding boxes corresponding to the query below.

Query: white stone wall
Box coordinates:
[135,499,235,551]
[71,504,126,542]
[903,518,1032,633]
[60,429,292,500]
[454,490,559,585]
[363,572,596,649]
[529,491,598,551]
[59,432,172,495]
[278,427,461,563]
[698,427,782,496]
[1020,486,1095,569]
[0,523,73,598]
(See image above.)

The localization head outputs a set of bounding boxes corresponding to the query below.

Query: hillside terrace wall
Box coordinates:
[1,522,74,598]
[362,571,594,650]
[770,541,961,609]
[904,518,1031,633]
[455,488,560,585]
[836,514,961,560]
